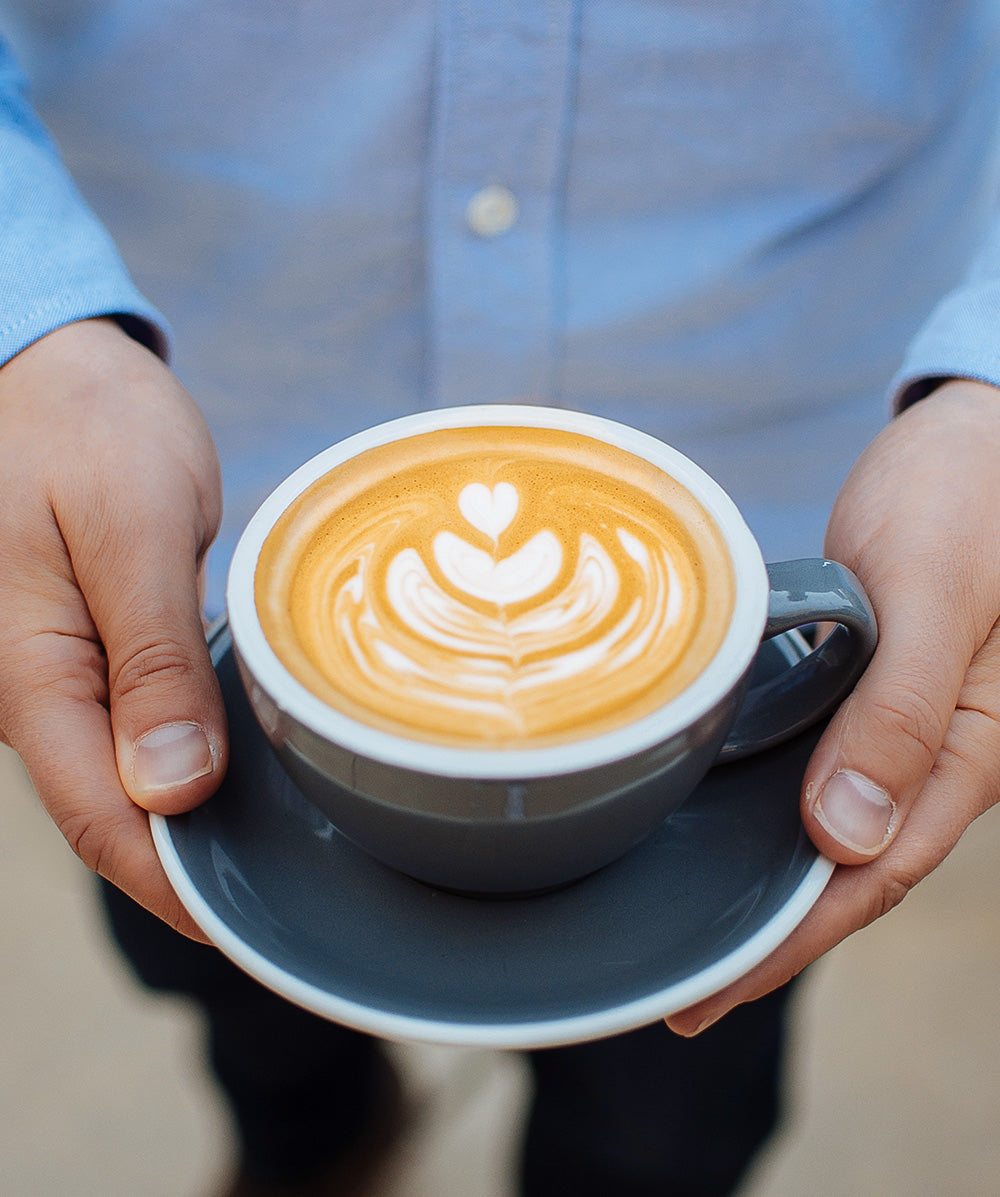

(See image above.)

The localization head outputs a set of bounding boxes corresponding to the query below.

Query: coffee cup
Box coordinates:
[226,405,876,894]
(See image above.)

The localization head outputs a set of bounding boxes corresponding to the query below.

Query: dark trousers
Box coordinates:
[101,880,793,1196]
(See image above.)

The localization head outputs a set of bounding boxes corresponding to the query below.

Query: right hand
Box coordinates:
[0,318,228,940]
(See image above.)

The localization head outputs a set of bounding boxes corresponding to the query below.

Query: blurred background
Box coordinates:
[3,737,1000,1197]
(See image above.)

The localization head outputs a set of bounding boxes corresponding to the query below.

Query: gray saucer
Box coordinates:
[151,625,833,1049]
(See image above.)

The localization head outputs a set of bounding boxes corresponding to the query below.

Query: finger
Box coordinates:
[665,863,866,1036]
[798,593,973,863]
[7,640,209,942]
[663,820,929,1037]
[667,660,1000,1036]
[58,480,228,816]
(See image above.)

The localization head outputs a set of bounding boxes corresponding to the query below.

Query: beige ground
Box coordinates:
[3,738,999,1197]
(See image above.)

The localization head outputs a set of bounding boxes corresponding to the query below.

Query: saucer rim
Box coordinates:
[150,811,833,1049]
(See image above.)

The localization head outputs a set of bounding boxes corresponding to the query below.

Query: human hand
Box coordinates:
[668,378,1000,1034]
[0,318,227,940]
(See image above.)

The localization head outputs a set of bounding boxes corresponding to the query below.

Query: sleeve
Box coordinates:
[889,220,1000,411]
[0,39,170,365]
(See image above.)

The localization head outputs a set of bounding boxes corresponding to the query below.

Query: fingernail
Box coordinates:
[671,1012,723,1038]
[132,721,214,792]
[813,768,895,855]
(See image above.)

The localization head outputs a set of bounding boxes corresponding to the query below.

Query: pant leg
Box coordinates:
[99,879,387,1187]
[102,876,792,1193]
[521,983,794,1197]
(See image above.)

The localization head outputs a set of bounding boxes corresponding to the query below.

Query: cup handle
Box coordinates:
[718,558,877,762]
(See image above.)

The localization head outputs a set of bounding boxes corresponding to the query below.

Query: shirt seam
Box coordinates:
[0,291,106,339]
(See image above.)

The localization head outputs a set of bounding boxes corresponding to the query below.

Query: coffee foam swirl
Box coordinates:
[255,426,734,747]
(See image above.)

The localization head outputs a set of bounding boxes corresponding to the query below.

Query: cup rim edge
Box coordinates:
[225,405,769,778]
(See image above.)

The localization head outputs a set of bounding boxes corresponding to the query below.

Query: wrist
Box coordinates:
[893,378,1000,436]
[0,316,172,408]
[899,375,1000,411]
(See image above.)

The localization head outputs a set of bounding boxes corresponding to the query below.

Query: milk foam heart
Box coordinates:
[458,481,519,541]
[431,528,562,605]
[254,425,735,747]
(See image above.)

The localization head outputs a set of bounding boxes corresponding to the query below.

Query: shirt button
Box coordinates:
[466,185,519,237]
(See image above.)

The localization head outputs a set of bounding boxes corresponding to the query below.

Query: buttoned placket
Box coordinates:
[426,0,578,407]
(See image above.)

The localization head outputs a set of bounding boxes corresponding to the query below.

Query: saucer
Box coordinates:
[151,625,833,1049]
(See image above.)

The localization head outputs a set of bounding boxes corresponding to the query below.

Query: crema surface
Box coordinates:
[256,427,734,747]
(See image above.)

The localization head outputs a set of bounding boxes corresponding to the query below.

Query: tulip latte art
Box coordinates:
[255,426,734,747]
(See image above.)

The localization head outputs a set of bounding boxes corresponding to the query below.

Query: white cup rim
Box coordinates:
[226,405,769,778]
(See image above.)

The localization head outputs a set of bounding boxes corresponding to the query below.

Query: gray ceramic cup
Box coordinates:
[227,406,876,895]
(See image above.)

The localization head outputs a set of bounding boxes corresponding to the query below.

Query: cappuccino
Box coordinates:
[255,425,734,747]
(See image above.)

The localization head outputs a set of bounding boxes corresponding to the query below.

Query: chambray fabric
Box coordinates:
[0,41,165,360]
[2,2,1000,610]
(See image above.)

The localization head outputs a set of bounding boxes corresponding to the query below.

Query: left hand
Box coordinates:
[667,378,1000,1035]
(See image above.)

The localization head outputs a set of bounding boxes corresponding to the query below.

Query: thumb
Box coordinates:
[110,605,228,817]
[68,510,228,817]
[800,598,969,863]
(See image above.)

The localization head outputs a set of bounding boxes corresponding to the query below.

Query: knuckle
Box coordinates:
[0,637,109,743]
[936,709,1000,818]
[853,863,919,930]
[61,808,116,877]
[110,638,198,704]
[161,898,197,939]
[865,683,947,770]
[873,868,917,922]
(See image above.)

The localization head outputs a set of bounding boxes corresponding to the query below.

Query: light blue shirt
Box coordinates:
[3,2,1000,611]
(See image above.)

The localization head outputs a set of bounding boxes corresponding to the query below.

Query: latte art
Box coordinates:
[255,426,734,747]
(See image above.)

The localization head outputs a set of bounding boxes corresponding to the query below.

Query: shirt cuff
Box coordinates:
[888,282,1000,412]
[0,286,171,365]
